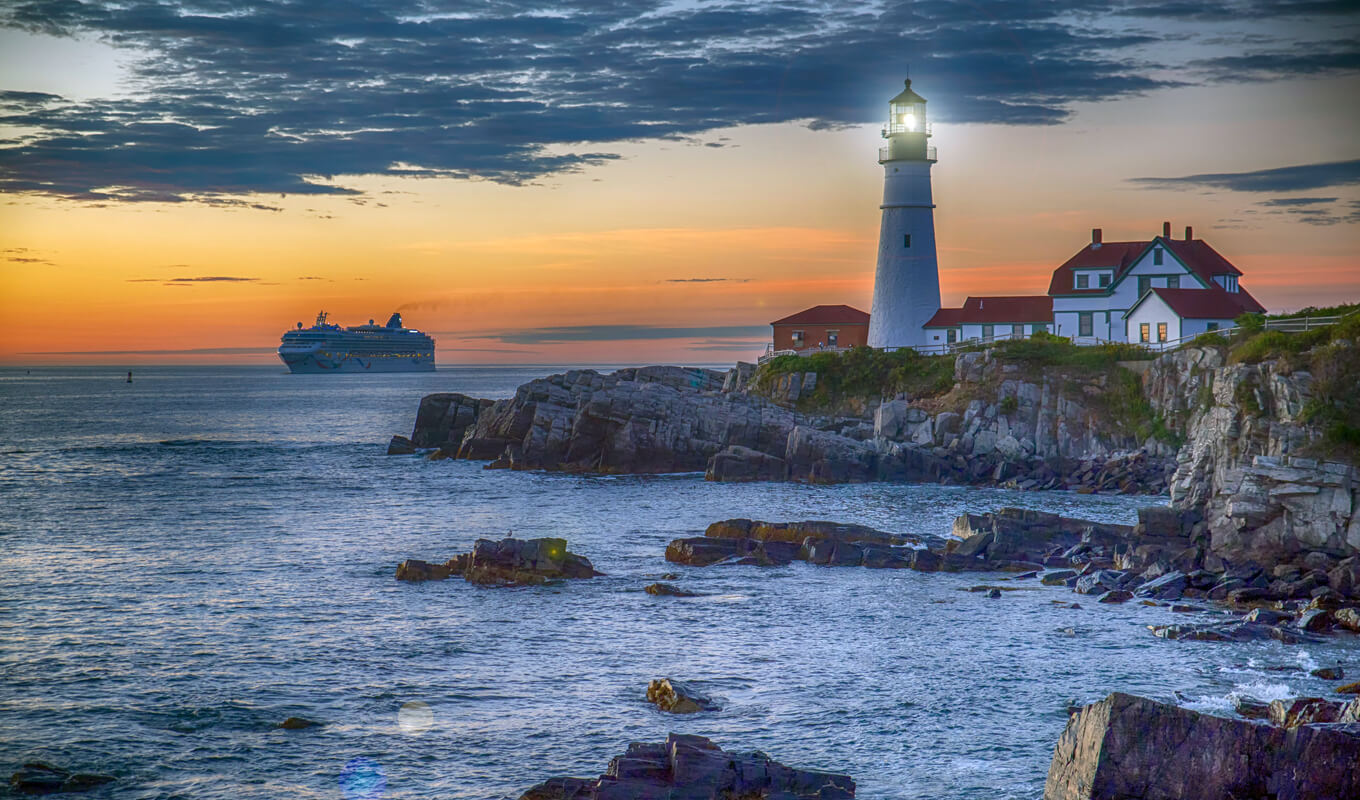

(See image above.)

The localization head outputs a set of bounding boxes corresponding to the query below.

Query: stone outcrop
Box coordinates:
[518,733,854,799]
[1044,692,1360,800]
[645,679,719,713]
[396,537,600,586]
[386,435,415,455]
[408,393,495,451]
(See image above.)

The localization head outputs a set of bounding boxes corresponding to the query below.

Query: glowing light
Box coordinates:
[902,112,916,131]
[397,701,434,735]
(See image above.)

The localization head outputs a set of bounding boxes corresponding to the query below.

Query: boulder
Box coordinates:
[1134,571,1188,600]
[1297,608,1332,632]
[398,538,599,586]
[1311,666,1344,680]
[9,763,114,795]
[518,733,855,799]
[645,679,720,714]
[644,583,698,598]
[408,392,493,449]
[1044,692,1360,800]
[1269,697,1343,727]
[1333,607,1360,632]
[1074,570,1124,595]
[706,445,786,482]
[1097,590,1133,604]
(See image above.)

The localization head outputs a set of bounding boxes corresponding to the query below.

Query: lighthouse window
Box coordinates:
[903,234,911,248]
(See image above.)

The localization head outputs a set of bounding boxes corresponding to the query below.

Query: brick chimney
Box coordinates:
[1184,225,1193,241]
[1162,221,1171,238]
[1092,228,1102,246]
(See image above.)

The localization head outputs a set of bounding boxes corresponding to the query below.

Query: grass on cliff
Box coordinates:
[975,331,1155,369]
[1214,305,1360,459]
[755,346,956,409]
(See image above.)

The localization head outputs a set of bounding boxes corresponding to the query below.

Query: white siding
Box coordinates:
[1125,295,1180,351]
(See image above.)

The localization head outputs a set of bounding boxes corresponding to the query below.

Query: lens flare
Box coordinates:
[339,757,386,799]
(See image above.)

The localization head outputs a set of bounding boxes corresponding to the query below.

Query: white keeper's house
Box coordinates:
[922,221,1265,348]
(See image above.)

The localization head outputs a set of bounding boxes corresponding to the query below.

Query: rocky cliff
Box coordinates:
[1145,345,1359,565]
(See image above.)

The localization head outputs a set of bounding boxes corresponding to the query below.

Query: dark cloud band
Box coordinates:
[2,1,1357,204]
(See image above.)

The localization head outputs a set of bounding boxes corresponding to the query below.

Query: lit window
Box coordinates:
[1140,323,1150,343]
[1158,322,1168,342]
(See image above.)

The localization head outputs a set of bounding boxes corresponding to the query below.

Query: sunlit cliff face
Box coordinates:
[1,3,1357,365]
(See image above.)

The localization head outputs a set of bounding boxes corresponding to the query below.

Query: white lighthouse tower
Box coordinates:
[866,79,941,350]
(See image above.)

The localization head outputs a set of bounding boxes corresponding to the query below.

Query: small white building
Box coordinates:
[924,296,1052,346]
[1046,222,1264,344]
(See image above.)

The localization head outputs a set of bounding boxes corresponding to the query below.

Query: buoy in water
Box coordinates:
[126,371,133,383]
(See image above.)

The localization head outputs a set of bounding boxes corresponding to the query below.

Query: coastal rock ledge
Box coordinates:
[396,537,600,586]
[519,733,854,799]
[1044,692,1360,800]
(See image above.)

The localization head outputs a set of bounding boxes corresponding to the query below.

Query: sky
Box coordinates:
[1,0,1358,366]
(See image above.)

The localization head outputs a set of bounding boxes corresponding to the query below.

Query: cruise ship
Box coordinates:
[277,312,436,373]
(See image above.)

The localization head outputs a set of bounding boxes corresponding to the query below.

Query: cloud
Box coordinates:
[664,277,751,283]
[127,275,261,283]
[4,2,1354,204]
[1130,159,1360,193]
[488,324,770,344]
[1258,197,1337,207]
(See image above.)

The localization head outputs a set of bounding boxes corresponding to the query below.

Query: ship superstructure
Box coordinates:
[277,311,435,373]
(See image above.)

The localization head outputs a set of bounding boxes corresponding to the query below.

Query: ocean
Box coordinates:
[1,365,1352,799]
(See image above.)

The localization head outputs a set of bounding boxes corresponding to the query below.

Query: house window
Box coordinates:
[1033,323,1047,334]
[1076,274,1089,289]
[1207,322,1219,332]
[1157,322,1168,342]
[827,330,839,347]
[904,234,911,248]
[1167,275,1180,289]
[981,324,994,340]
[791,330,804,348]
[946,329,957,344]
[1138,276,1151,297]
[1140,323,1150,343]
[1153,248,1164,266]
[1079,312,1093,337]
[1099,273,1111,288]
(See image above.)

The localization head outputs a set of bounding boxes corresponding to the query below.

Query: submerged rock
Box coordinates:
[645,679,719,714]
[518,733,854,799]
[1044,692,1360,800]
[396,537,599,587]
[666,518,937,572]
[9,763,114,795]
[644,583,698,598]
[385,434,415,455]
[277,716,321,730]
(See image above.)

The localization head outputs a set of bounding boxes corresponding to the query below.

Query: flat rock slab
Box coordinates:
[1044,692,1360,800]
[519,733,854,799]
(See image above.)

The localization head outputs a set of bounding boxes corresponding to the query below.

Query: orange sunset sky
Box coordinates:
[2,2,1358,366]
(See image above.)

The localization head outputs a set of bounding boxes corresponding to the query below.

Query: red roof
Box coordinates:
[925,295,1052,327]
[1131,286,1265,320]
[770,304,870,326]
[1048,236,1245,297]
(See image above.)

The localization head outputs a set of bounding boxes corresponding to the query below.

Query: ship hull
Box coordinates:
[279,353,435,373]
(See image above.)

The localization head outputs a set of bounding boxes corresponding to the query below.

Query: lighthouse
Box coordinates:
[866,79,941,350]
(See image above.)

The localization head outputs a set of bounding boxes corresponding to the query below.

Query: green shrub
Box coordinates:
[753,346,955,409]
[999,395,1018,414]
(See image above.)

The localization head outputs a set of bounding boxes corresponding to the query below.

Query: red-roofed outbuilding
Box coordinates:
[770,304,870,351]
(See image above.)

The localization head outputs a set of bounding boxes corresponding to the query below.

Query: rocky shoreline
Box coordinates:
[382,340,1360,797]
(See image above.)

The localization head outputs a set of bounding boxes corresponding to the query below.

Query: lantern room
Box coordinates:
[885,79,929,136]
